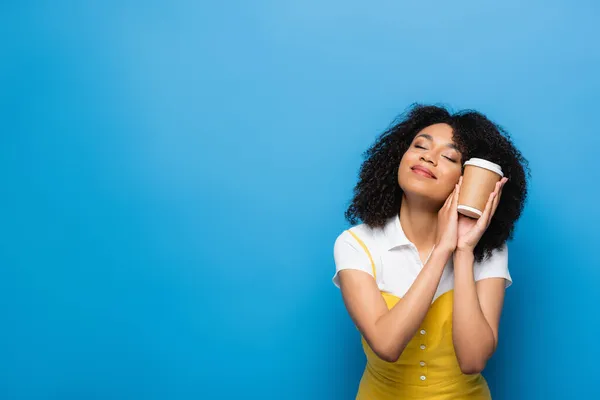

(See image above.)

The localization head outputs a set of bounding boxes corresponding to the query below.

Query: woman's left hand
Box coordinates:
[456,176,508,253]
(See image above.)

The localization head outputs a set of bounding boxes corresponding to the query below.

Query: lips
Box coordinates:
[411,165,437,179]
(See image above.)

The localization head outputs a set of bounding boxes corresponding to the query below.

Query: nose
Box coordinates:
[420,152,437,166]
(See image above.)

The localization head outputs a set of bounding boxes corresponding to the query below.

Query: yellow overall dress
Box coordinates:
[347,230,492,400]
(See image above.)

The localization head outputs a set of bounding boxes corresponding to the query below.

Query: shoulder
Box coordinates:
[332,223,383,288]
[333,222,386,256]
[333,223,369,259]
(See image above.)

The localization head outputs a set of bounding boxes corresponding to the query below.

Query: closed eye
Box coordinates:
[443,155,457,162]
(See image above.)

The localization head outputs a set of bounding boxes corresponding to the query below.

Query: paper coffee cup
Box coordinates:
[457,158,503,219]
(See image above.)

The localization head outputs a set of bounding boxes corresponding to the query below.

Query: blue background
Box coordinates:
[2,1,599,399]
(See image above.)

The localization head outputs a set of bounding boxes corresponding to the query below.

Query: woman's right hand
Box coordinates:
[435,181,460,252]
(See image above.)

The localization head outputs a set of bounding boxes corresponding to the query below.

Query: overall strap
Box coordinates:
[346,229,377,280]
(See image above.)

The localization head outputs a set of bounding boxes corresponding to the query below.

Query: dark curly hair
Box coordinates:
[345,104,530,263]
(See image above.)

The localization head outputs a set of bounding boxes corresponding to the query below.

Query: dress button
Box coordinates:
[420,361,426,367]
[420,375,426,381]
[420,344,426,350]
[420,329,426,335]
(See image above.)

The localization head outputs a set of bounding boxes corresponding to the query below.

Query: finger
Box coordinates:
[444,184,457,209]
[449,183,459,209]
[477,191,496,228]
[491,181,502,215]
[452,181,461,210]
[491,178,508,215]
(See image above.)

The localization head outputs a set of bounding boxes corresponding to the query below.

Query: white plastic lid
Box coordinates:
[457,205,483,217]
[463,158,503,177]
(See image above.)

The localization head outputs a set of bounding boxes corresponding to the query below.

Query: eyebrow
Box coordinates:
[415,133,460,151]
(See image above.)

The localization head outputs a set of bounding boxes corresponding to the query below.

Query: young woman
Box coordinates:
[333,104,529,399]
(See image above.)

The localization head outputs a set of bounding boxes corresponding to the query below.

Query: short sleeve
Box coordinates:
[332,230,374,288]
[473,243,512,288]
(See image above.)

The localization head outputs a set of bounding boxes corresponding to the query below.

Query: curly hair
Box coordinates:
[345,104,530,263]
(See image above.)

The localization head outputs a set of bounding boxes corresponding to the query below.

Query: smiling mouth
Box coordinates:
[411,166,436,179]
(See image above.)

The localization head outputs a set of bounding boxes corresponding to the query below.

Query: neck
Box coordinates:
[399,194,440,251]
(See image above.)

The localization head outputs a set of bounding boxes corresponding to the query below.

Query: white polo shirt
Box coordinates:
[333,214,512,302]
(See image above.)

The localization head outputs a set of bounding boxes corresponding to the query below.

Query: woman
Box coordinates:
[333,104,529,399]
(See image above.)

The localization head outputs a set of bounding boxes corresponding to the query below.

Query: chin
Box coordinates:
[400,177,446,204]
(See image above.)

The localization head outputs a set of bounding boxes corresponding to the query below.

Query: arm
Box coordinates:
[337,182,461,362]
[339,246,453,362]
[453,176,509,374]
[452,250,506,374]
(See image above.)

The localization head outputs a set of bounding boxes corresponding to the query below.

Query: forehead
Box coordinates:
[415,123,454,141]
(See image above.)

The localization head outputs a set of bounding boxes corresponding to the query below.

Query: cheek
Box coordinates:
[399,151,416,169]
[441,166,463,188]
[451,164,463,179]
[398,153,414,177]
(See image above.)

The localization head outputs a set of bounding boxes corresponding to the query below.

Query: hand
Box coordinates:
[456,177,508,253]
[435,181,460,253]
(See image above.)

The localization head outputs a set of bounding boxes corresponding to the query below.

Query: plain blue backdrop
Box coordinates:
[2,1,599,399]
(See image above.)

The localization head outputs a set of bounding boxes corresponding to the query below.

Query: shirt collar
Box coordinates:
[383,214,412,250]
